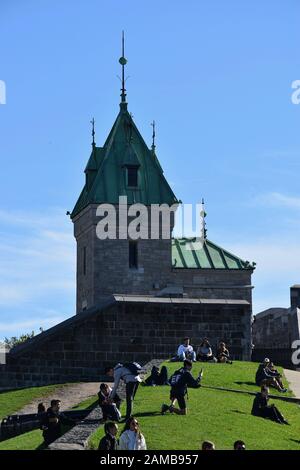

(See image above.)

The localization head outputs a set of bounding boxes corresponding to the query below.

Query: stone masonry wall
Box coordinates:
[0,298,251,389]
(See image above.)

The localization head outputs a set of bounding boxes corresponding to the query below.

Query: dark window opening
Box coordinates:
[127,167,138,187]
[83,246,87,276]
[129,241,138,269]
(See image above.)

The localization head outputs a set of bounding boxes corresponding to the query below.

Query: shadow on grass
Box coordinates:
[134,411,162,418]
[231,409,249,415]
[290,439,300,444]
[72,399,99,410]
[235,381,257,387]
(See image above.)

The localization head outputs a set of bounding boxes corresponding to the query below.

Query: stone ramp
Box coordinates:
[16,383,100,415]
[284,369,300,399]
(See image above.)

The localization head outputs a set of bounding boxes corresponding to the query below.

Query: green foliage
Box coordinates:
[4,331,35,349]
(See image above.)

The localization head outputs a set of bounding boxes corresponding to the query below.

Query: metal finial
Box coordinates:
[119,31,127,103]
[151,120,156,151]
[90,118,95,148]
[200,198,207,240]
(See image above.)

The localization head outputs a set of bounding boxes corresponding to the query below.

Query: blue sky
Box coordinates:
[0,0,300,340]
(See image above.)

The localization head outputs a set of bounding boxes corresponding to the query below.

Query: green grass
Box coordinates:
[0,384,69,420]
[89,361,300,450]
[0,386,98,451]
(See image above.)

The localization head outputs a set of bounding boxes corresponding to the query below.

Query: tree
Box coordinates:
[4,331,35,349]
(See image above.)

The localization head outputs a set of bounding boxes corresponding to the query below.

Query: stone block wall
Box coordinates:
[0,297,251,389]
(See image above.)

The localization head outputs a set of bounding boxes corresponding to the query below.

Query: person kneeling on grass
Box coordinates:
[98,421,119,450]
[161,359,203,416]
[251,385,289,425]
[118,417,147,450]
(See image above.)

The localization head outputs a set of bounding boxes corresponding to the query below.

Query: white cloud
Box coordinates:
[256,192,300,210]
[0,208,75,309]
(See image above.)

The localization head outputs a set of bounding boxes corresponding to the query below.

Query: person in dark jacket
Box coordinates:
[161,359,203,415]
[40,399,76,446]
[144,365,169,386]
[98,422,118,450]
[98,383,121,422]
[255,358,287,392]
[217,342,233,364]
[251,385,289,424]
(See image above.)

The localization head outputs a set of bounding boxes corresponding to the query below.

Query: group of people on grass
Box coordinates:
[173,337,232,364]
[39,341,290,449]
[252,357,289,425]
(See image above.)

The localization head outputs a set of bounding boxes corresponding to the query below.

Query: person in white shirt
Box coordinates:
[177,337,196,362]
[118,417,147,450]
[109,363,142,420]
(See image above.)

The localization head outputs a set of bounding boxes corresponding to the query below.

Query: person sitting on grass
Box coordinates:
[40,399,76,446]
[217,342,233,364]
[98,421,119,450]
[118,417,147,450]
[255,358,287,392]
[251,385,289,425]
[161,359,203,416]
[173,337,197,362]
[197,338,217,362]
[201,441,215,450]
[98,383,121,422]
[234,440,246,450]
[144,365,169,386]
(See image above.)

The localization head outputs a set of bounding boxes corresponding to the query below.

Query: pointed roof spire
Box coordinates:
[200,198,207,241]
[90,117,96,149]
[151,120,156,152]
[119,31,128,109]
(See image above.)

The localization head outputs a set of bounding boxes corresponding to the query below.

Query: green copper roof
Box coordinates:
[71,103,178,218]
[172,238,255,270]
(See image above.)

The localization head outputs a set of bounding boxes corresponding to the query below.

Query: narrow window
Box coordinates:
[129,241,138,269]
[127,166,138,187]
[83,246,87,276]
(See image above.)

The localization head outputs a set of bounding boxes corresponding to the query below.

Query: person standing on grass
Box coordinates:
[161,359,203,415]
[98,422,119,450]
[109,362,143,421]
[251,385,289,424]
[118,417,147,450]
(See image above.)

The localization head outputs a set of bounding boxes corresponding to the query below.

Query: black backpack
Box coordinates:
[122,362,142,376]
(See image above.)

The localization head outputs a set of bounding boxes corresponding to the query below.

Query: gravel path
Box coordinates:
[17,382,100,415]
[284,369,300,398]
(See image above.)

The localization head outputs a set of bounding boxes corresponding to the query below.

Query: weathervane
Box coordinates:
[200,198,207,241]
[151,120,156,151]
[90,118,96,148]
[119,31,128,103]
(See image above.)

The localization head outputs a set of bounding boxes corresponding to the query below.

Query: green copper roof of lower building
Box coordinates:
[71,103,178,218]
[172,238,255,270]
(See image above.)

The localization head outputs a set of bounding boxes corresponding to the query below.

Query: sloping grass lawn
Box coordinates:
[89,361,300,450]
[0,388,98,450]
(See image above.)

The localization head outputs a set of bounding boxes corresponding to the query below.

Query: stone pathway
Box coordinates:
[17,382,100,415]
[284,369,300,399]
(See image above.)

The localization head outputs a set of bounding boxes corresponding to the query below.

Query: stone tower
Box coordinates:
[71,41,178,313]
